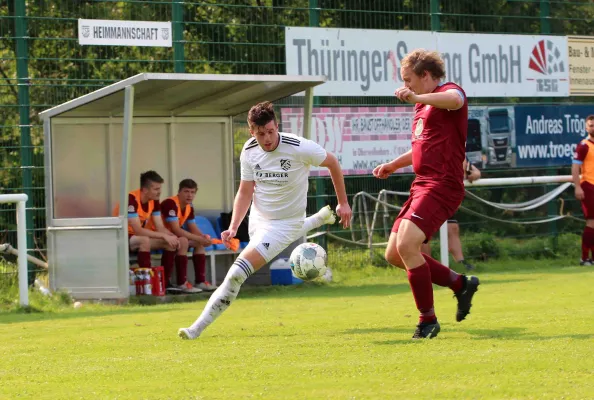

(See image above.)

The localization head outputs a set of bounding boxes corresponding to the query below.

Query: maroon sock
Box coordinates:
[137,251,151,268]
[193,254,206,283]
[161,250,176,285]
[423,253,463,292]
[176,255,188,285]
[585,226,594,260]
[583,227,591,260]
[406,263,436,324]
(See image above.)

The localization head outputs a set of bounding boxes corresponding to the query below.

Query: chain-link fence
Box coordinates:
[1,0,593,281]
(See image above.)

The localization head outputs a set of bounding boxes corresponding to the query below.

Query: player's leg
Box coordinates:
[397,219,441,339]
[420,242,431,257]
[188,240,217,291]
[174,237,201,293]
[447,221,475,271]
[178,246,266,340]
[129,235,151,268]
[301,205,337,234]
[149,238,179,291]
[580,185,594,265]
[178,221,299,340]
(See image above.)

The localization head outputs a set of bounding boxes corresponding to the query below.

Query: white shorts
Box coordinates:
[246,216,304,263]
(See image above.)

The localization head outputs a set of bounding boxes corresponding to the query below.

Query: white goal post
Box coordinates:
[0,194,29,306]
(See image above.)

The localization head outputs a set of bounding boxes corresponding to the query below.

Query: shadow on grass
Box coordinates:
[238,282,412,300]
[368,326,594,344]
[463,327,594,341]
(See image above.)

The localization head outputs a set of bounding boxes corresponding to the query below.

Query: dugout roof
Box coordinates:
[39,73,325,119]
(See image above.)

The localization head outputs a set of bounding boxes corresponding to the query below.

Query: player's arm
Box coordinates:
[129,217,171,239]
[319,152,352,228]
[464,159,481,183]
[388,149,413,170]
[152,213,175,235]
[373,149,412,179]
[228,180,255,232]
[413,89,464,110]
[573,163,584,200]
[467,165,481,182]
[166,219,203,244]
[573,143,588,200]
[186,222,212,246]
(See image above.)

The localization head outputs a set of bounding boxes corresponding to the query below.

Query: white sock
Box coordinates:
[301,212,325,235]
[188,258,254,336]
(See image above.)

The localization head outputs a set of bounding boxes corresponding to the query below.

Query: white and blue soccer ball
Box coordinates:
[289,242,327,281]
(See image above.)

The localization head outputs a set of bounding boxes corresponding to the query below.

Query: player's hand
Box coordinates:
[199,235,212,246]
[336,203,352,229]
[575,186,585,201]
[373,162,396,179]
[467,170,480,183]
[221,229,237,248]
[395,87,418,104]
[163,234,179,249]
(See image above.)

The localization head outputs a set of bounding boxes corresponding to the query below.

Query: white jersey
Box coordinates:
[240,132,327,220]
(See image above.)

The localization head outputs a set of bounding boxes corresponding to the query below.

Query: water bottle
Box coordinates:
[143,269,152,296]
[129,270,136,295]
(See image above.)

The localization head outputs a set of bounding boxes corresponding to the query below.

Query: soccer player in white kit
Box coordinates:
[178,101,352,340]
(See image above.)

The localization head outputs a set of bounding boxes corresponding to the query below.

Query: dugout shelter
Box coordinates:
[39,73,324,300]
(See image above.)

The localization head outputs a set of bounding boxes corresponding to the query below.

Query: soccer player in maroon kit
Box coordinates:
[572,115,594,266]
[373,49,480,339]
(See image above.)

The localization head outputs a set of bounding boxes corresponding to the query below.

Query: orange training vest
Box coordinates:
[580,139,594,185]
[113,189,155,235]
[164,195,192,230]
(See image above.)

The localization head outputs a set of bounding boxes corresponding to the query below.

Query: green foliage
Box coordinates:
[1,1,593,255]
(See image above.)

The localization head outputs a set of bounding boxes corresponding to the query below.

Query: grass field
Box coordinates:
[1,262,593,399]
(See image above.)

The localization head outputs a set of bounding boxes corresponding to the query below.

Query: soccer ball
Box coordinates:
[289,242,327,281]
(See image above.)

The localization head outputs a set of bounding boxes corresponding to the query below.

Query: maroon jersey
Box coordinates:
[410,82,468,197]
[128,193,161,218]
[161,197,195,226]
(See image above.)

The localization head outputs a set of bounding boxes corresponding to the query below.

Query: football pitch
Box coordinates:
[1,265,593,399]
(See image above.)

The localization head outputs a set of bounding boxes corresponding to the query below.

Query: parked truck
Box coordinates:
[486,107,513,167]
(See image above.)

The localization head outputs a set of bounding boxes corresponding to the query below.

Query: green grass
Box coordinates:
[1,264,593,399]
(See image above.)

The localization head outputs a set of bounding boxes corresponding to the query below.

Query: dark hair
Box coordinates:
[401,49,446,80]
[247,101,276,129]
[586,115,594,122]
[140,170,164,188]
[178,178,198,192]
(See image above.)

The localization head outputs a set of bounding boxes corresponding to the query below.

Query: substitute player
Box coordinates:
[373,49,480,339]
[161,179,213,293]
[572,114,594,266]
[178,101,352,340]
[118,171,180,273]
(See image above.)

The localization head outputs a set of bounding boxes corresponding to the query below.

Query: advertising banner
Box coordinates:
[514,105,591,167]
[285,27,569,98]
[281,104,590,175]
[568,36,594,96]
[280,106,414,176]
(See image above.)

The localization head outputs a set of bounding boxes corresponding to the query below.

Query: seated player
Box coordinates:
[161,179,216,292]
[118,171,180,285]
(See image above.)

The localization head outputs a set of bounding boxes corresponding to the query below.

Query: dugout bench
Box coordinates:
[39,73,324,300]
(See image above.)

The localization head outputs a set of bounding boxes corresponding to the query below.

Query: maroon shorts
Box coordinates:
[392,191,463,242]
[581,181,594,219]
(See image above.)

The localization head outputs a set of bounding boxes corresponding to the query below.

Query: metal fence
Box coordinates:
[1,0,593,270]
